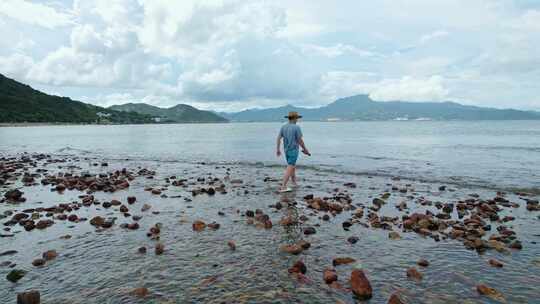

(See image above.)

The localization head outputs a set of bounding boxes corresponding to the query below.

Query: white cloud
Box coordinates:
[0,0,73,29]
[370,76,449,102]
[420,30,449,44]
[0,0,539,111]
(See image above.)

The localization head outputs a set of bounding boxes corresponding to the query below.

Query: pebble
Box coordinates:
[417,259,429,267]
[406,267,423,281]
[32,259,46,267]
[227,240,236,251]
[488,259,503,268]
[323,268,338,284]
[42,250,57,261]
[288,260,307,274]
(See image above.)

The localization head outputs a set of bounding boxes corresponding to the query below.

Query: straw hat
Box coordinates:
[284,111,302,119]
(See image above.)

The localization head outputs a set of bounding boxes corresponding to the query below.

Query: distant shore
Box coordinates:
[0,121,230,128]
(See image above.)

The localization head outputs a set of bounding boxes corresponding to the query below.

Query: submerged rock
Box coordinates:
[417,259,429,267]
[388,231,401,240]
[288,260,307,274]
[333,257,356,266]
[155,243,164,255]
[192,220,206,231]
[227,240,236,251]
[32,259,46,267]
[6,269,26,283]
[388,292,405,304]
[350,269,372,300]
[42,250,57,261]
[477,284,505,302]
[323,268,338,284]
[489,259,504,268]
[280,244,303,255]
[131,287,149,298]
[406,267,423,281]
[17,290,40,304]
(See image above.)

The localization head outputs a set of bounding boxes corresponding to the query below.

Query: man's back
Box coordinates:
[280,123,302,151]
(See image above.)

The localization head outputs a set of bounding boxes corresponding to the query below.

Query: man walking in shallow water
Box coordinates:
[276,111,311,192]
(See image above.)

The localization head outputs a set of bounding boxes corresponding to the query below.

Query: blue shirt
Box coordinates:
[279,123,303,151]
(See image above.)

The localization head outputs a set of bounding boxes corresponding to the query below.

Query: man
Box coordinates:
[276,111,310,192]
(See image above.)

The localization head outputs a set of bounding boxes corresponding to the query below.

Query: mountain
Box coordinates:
[221,95,540,122]
[109,103,228,123]
[0,73,152,124]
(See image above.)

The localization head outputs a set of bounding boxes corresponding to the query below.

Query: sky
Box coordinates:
[0,0,539,112]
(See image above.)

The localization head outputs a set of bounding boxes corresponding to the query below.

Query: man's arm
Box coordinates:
[276,134,282,157]
[299,137,310,156]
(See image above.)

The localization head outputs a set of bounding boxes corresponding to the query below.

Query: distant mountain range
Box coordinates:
[220,95,540,122]
[0,73,152,124]
[109,103,227,123]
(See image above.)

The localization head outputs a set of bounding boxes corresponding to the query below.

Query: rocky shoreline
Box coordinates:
[1,153,539,303]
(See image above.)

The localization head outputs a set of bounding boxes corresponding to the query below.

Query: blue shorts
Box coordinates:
[285,149,299,166]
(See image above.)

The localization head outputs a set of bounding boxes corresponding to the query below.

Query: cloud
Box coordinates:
[0,0,73,29]
[419,30,449,44]
[0,0,539,111]
[369,76,449,102]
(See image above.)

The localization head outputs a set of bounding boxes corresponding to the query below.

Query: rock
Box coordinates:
[322,214,330,221]
[127,196,136,204]
[333,257,356,266]
[388,232,401,240]
[477,284,505,302]
[42,250,57,261]
[323,268,338,284]
[193,220,206,231]
[6,269,26,283]
[342,221,352,230]
[509,240,523,250]
[90,216,105,227]
[111,199,122,206]
[138,246,147,254]
[417,259,429,267]
[280,216,296,226]
[0,250,18,257]
[35,220,53,230]
[17,290,40,304]
[350,269,372,300]
[288,260,307,274]
[227,240,236,251]
[67,214,78,222]
[406,267,423,281]
[303,227,316,235]
[297,240,311,249]
[55,184,66,192]
[489,259,503,268]
[347,236,359,244]
[131,287,149,298]
[280,244,303,255]
[32,259,46,267]
[207,222,220,230]
[155,243,164,255]
[120,205,129,213]
[127,222,139,230]
[245,210,255,217]
[388,292,405,304]
[141,204,151,212]
[102,202,112,208]
[5,189,24,202]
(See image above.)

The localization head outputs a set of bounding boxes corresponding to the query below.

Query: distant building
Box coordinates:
[96,112,111,118]
[153,117,162,123]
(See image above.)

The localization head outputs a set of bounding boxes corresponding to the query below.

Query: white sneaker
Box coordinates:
[279,187,293,193]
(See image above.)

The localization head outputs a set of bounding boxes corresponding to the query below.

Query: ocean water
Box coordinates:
[1,121,539,192]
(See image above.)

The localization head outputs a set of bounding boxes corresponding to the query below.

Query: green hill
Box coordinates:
[0,73,152,124]
[109,103,228,123]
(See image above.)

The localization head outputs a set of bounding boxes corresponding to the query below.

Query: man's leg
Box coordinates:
[281,165,294,190]
[291,166,298,186]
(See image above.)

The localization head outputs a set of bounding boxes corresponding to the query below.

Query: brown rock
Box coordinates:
[488,259,503,268]
[280,244,303,255]
[350,269,372,300]
[388,231,401,240]
[155,243,164,255]
[417,259,429,267]
[288,260,307,274]
[90,216,105,227]
[127,196,136,204]
[207,222,220,230]
[17,290,40,304]
[333,257,356,266]
[120,205,129,213]
[227,240,236,251]
[323,267,338,284]
[477,284,505,302]
[406,267,423,281]
[32,259,46,267]
[42,250,57,261]
[131,287,149,298]
[388,292,405,304]
[192,220,206,231]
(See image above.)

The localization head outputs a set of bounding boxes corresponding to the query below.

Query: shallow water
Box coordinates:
[1,121,539,191]
[1,123,540,303]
